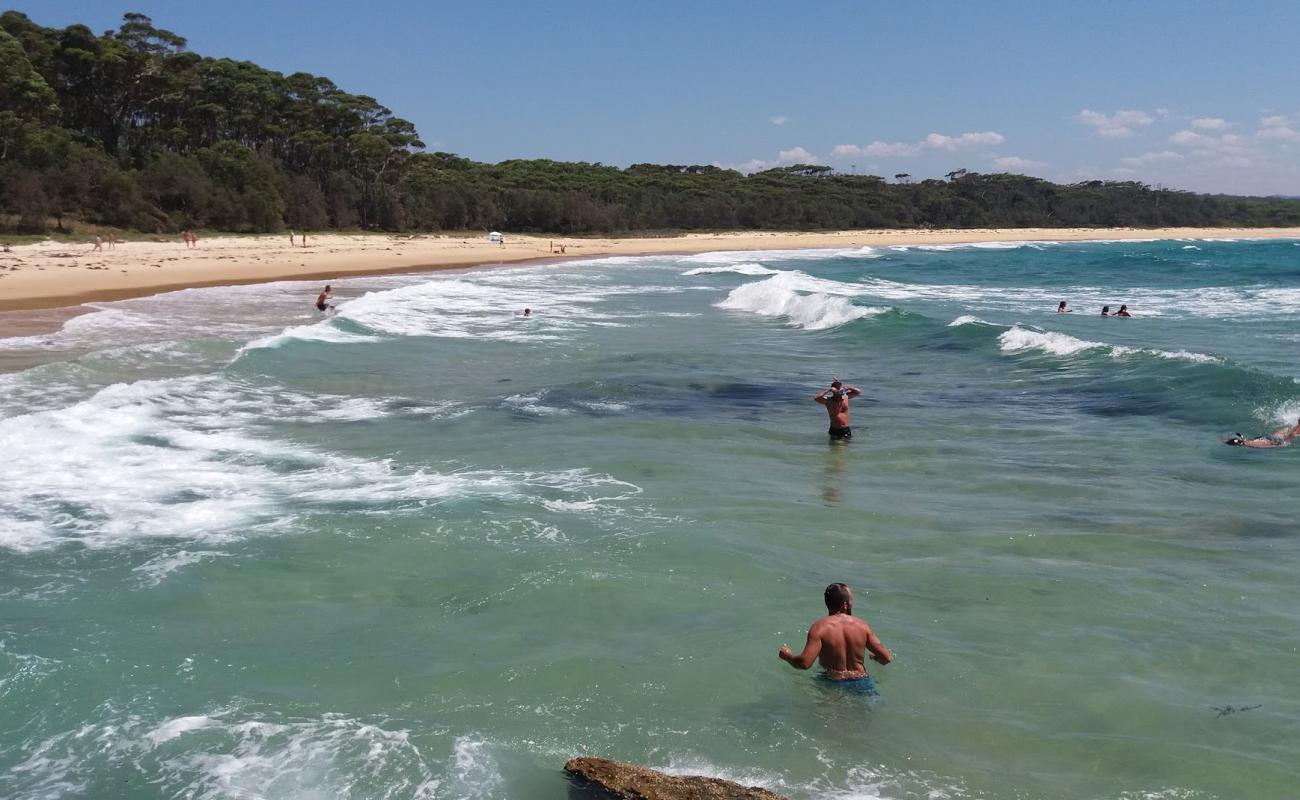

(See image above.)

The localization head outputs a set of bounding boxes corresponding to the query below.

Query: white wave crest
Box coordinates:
[947,315,995,327]
[681,263,779,276]
[1255,398,1300,426]
[998,327,1218,362]
[0,376,642,552]
[716,273,888,330]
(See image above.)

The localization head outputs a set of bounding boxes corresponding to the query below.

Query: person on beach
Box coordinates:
[779,583,892,689]
[289,230,295,246]
[1115,304,1131,317]
[815,378,860,440]
[1224,418,1300,448]
[1057,301,1071,313]
[1101,305,1111,316]
[315,284,334,312]
[91,235,103,252]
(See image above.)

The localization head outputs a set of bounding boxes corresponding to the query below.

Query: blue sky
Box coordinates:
[11,1,1300,194]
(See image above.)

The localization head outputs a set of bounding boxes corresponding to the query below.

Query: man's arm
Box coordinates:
[845,386,862,397]
[814,390,830,405]
[778,626,822,670]
[865,624,892,665]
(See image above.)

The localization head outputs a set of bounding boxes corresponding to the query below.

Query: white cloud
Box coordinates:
[778,146,819,164]
[769,116,787,126]
[1260,115,1290,128]
[1120,151,1184,167]
[830,130,1005,160]
[1077,109,1155,138]
[1169,130,1208,146]
[1257,126,1300,142]
[864,141,921,157]
[1190,117,1228,131]
[720,146,822,173]
[992,156,1046,170]
[924,131,1006,150]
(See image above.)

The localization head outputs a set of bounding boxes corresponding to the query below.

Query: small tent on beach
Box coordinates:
[488,231,503,243]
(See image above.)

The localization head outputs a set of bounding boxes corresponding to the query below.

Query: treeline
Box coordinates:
[3,11,1300,236]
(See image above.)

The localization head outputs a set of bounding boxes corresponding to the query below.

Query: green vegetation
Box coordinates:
[3,11,1300,236]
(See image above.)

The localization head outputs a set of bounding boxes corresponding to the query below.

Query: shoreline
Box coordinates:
[2,226,1297,323]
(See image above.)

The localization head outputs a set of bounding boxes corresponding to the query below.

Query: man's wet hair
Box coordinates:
[824,582,851,610]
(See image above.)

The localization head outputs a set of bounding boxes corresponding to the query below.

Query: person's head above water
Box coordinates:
[824,582,853,614]
[1118,304,1128,312]
[830,379,842,389]
[1101,305,1110,315]
[324,284,331,292]
[1058,301,1067,311]
[523,307,531,316]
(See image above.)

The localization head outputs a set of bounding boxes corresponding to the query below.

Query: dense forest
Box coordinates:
[3,11,1300,236]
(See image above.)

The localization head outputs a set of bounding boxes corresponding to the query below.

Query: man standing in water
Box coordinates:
[315,284,334,313]
[815,378,860,440]
[779,583,892,687]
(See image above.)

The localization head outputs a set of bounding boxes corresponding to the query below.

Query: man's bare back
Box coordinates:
[779,583,891,680]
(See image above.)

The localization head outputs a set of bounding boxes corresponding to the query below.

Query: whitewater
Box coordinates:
[2,237,1298,799]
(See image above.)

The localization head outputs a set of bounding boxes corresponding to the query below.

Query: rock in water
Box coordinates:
[563,756,788,800]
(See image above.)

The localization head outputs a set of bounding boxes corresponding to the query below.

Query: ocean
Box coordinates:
[1,238,1298,799]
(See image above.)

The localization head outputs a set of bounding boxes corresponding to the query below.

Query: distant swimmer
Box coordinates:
[1057,301,1072,313]
[815,378,860,440]
[522,307,531,317]
[315,284,334,312]
[779,582,892,688]
[1115,304,1131,317]
[1224,418,1300,448]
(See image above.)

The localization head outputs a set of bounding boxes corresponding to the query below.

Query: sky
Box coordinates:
[10,1,1300,195]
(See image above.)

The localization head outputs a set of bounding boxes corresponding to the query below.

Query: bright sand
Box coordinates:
[3,227,1299,314]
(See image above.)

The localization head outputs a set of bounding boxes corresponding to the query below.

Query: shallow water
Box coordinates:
[2,238,1298,799]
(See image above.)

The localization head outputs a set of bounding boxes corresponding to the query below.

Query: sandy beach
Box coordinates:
[2,227,1298,318]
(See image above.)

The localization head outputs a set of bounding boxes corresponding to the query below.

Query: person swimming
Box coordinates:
[1115,304,1131,317]
[1101,305,1111,316]
[1224,418,1300,448]
[1057,300,1071,313]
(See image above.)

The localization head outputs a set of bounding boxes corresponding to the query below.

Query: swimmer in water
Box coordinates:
[1224,418,1300,448]
[315,284,334,312]
[815,378,860,440]
[779,582,892,686]
[1115,304,1131,317]
[522,307,531,317]
[1057,300,1071,313]
[1101,305,1111,317]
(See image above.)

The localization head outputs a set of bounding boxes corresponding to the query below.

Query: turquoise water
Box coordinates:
[2,238,1299,799]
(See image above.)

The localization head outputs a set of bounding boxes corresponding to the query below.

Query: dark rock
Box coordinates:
[564,756,787,800]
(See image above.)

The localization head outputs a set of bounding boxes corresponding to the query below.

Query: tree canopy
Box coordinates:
[3,11,1299,235]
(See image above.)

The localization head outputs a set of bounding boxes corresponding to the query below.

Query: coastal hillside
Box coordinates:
[3,11,1300,235]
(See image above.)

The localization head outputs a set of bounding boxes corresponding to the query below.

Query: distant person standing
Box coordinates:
[301,231,308,247]
[1057,301,1071,313]
[779,582,892,688]
[815,378,861,440]
[91,235,103,252]
[1115,304,1131,317]
[315,284,334,312]
[289,230,295,246]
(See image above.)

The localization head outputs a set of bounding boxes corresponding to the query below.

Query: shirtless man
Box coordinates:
[779,583,892,686]
[1225,418,1300,448]
[315,284,334,312]
[815,379,861,440]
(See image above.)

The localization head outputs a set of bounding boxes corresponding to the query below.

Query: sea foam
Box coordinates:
[716,272,888,330]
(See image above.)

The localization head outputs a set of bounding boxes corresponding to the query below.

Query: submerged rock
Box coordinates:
[563,756,788,800]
